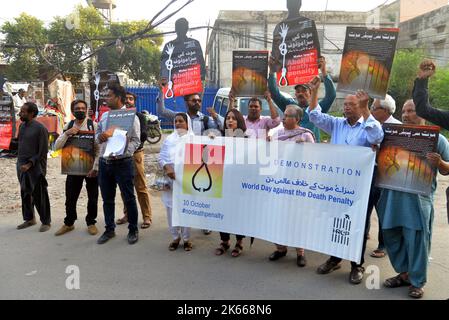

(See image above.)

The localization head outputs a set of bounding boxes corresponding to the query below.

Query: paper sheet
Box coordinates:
[104,129,127,157]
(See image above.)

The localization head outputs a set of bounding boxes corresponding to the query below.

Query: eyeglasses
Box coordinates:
[189,99,202,103]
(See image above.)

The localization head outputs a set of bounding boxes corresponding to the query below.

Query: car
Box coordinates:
[212,88,293,118]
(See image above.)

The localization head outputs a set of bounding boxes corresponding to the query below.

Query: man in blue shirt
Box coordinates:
[307,76,384,285]
[268,56,336,142]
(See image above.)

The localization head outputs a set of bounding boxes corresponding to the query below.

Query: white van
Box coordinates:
[212,88,293,118]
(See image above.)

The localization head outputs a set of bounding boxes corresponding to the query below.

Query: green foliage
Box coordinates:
[47,6,108,82]
[1,13,47,81]
[389,49,424,116]
[105,21,163,83]
[429,65,449,111]
[1,8,162,84]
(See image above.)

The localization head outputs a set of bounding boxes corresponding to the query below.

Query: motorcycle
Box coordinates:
[143,111,162,144]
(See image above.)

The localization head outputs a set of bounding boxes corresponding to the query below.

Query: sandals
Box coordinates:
[116,217,128,225]
[231,243,243,258]
[215,242,230,256]
[184,241,193,252]
[141,221,151,229]
[168,238,181,251]
[384,274,411,288]
[409,286,424,299]
[370,249,386,258]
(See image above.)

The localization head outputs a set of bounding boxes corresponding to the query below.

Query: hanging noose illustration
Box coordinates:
[192,145,213,193]
[165,44,175,99]
[278,24,289,87]
[94,72,101,121]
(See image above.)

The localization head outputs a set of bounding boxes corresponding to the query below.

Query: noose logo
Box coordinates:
[278,24,289,87]
[165,44,175,99]
[192,145,212,193]
[183,144,225,199]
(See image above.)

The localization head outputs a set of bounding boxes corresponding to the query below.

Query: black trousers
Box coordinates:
[64,175,98,226]
[220,233,245,242]
[21,176,51,225]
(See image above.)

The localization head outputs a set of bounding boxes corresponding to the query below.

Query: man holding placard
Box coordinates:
[54,100,99,237]
[96,84,141,245]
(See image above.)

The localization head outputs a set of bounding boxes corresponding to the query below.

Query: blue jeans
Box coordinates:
[99,158,138,233]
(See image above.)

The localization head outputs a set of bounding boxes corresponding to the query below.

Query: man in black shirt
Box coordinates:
[16,102,51,232]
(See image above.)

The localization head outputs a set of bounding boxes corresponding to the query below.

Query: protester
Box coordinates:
[268,56,336,142]
[308,76,384,284]
[15,102,51,232]
[368,95,402,258]
[158,81,223,136]
[96,84,141,245]
[53,100,99,236]
[215,109,248,257]
[268,105,315,267]
[413,59,449,130]
[13,89,27,117]
[116,92,153,229]
[159,113,195,251]
[378,100,449,299]
[158,80,220,235]
[229,90,281,139]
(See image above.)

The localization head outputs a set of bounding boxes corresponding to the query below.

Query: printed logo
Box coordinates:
[182,144,225,199]
[332,214,351,246]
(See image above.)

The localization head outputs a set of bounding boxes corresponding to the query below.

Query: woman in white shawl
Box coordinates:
[159,113,194,251]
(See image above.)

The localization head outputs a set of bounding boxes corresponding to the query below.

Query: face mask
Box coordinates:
[74,111,86,121]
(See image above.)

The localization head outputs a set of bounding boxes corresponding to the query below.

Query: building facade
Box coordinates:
[206,5,398,91]
[398,4,449,67]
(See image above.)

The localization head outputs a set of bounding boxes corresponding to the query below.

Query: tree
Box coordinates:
[104,21,163,83]
[1,13,47,81]
[429,65,449,111]
[46,6,108,82]
[388,49,424,115]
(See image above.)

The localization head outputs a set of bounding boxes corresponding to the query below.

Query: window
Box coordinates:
[238,28,250,48]
[214,97,223,113]
[436,25,446,33]
[220,98,229,117]
[410,34,418,41]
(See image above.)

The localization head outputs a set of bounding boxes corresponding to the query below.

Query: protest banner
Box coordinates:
[89,71,120,120]
[232,51,269,97]
[173,136,375,263]
[106,109,136,132]
[376,124,439,196]
[160,38,205,99]
[0,99,15,150]
[337,27,399,99]
[272,17,321,87]
[61,131,95,176]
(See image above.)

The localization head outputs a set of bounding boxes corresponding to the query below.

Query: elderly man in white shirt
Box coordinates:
[370,94,402,125]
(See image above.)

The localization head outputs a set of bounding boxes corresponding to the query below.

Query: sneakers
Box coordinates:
[17,219,37,230]
[87,225,98,236]
[317,259,342,274]
[39,224,51,233]
[127,231,139,245]
[55,225,75,236]
[97,231,116,245]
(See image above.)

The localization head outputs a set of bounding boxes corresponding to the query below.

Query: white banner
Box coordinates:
[173,136,376,263]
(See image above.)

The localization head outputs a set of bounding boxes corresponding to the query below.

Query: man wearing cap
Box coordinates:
[268,56,336,142]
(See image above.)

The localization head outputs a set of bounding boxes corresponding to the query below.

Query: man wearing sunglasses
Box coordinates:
[158,80,224,136]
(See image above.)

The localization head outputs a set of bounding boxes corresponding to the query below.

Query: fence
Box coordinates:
[125,86,219,129]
